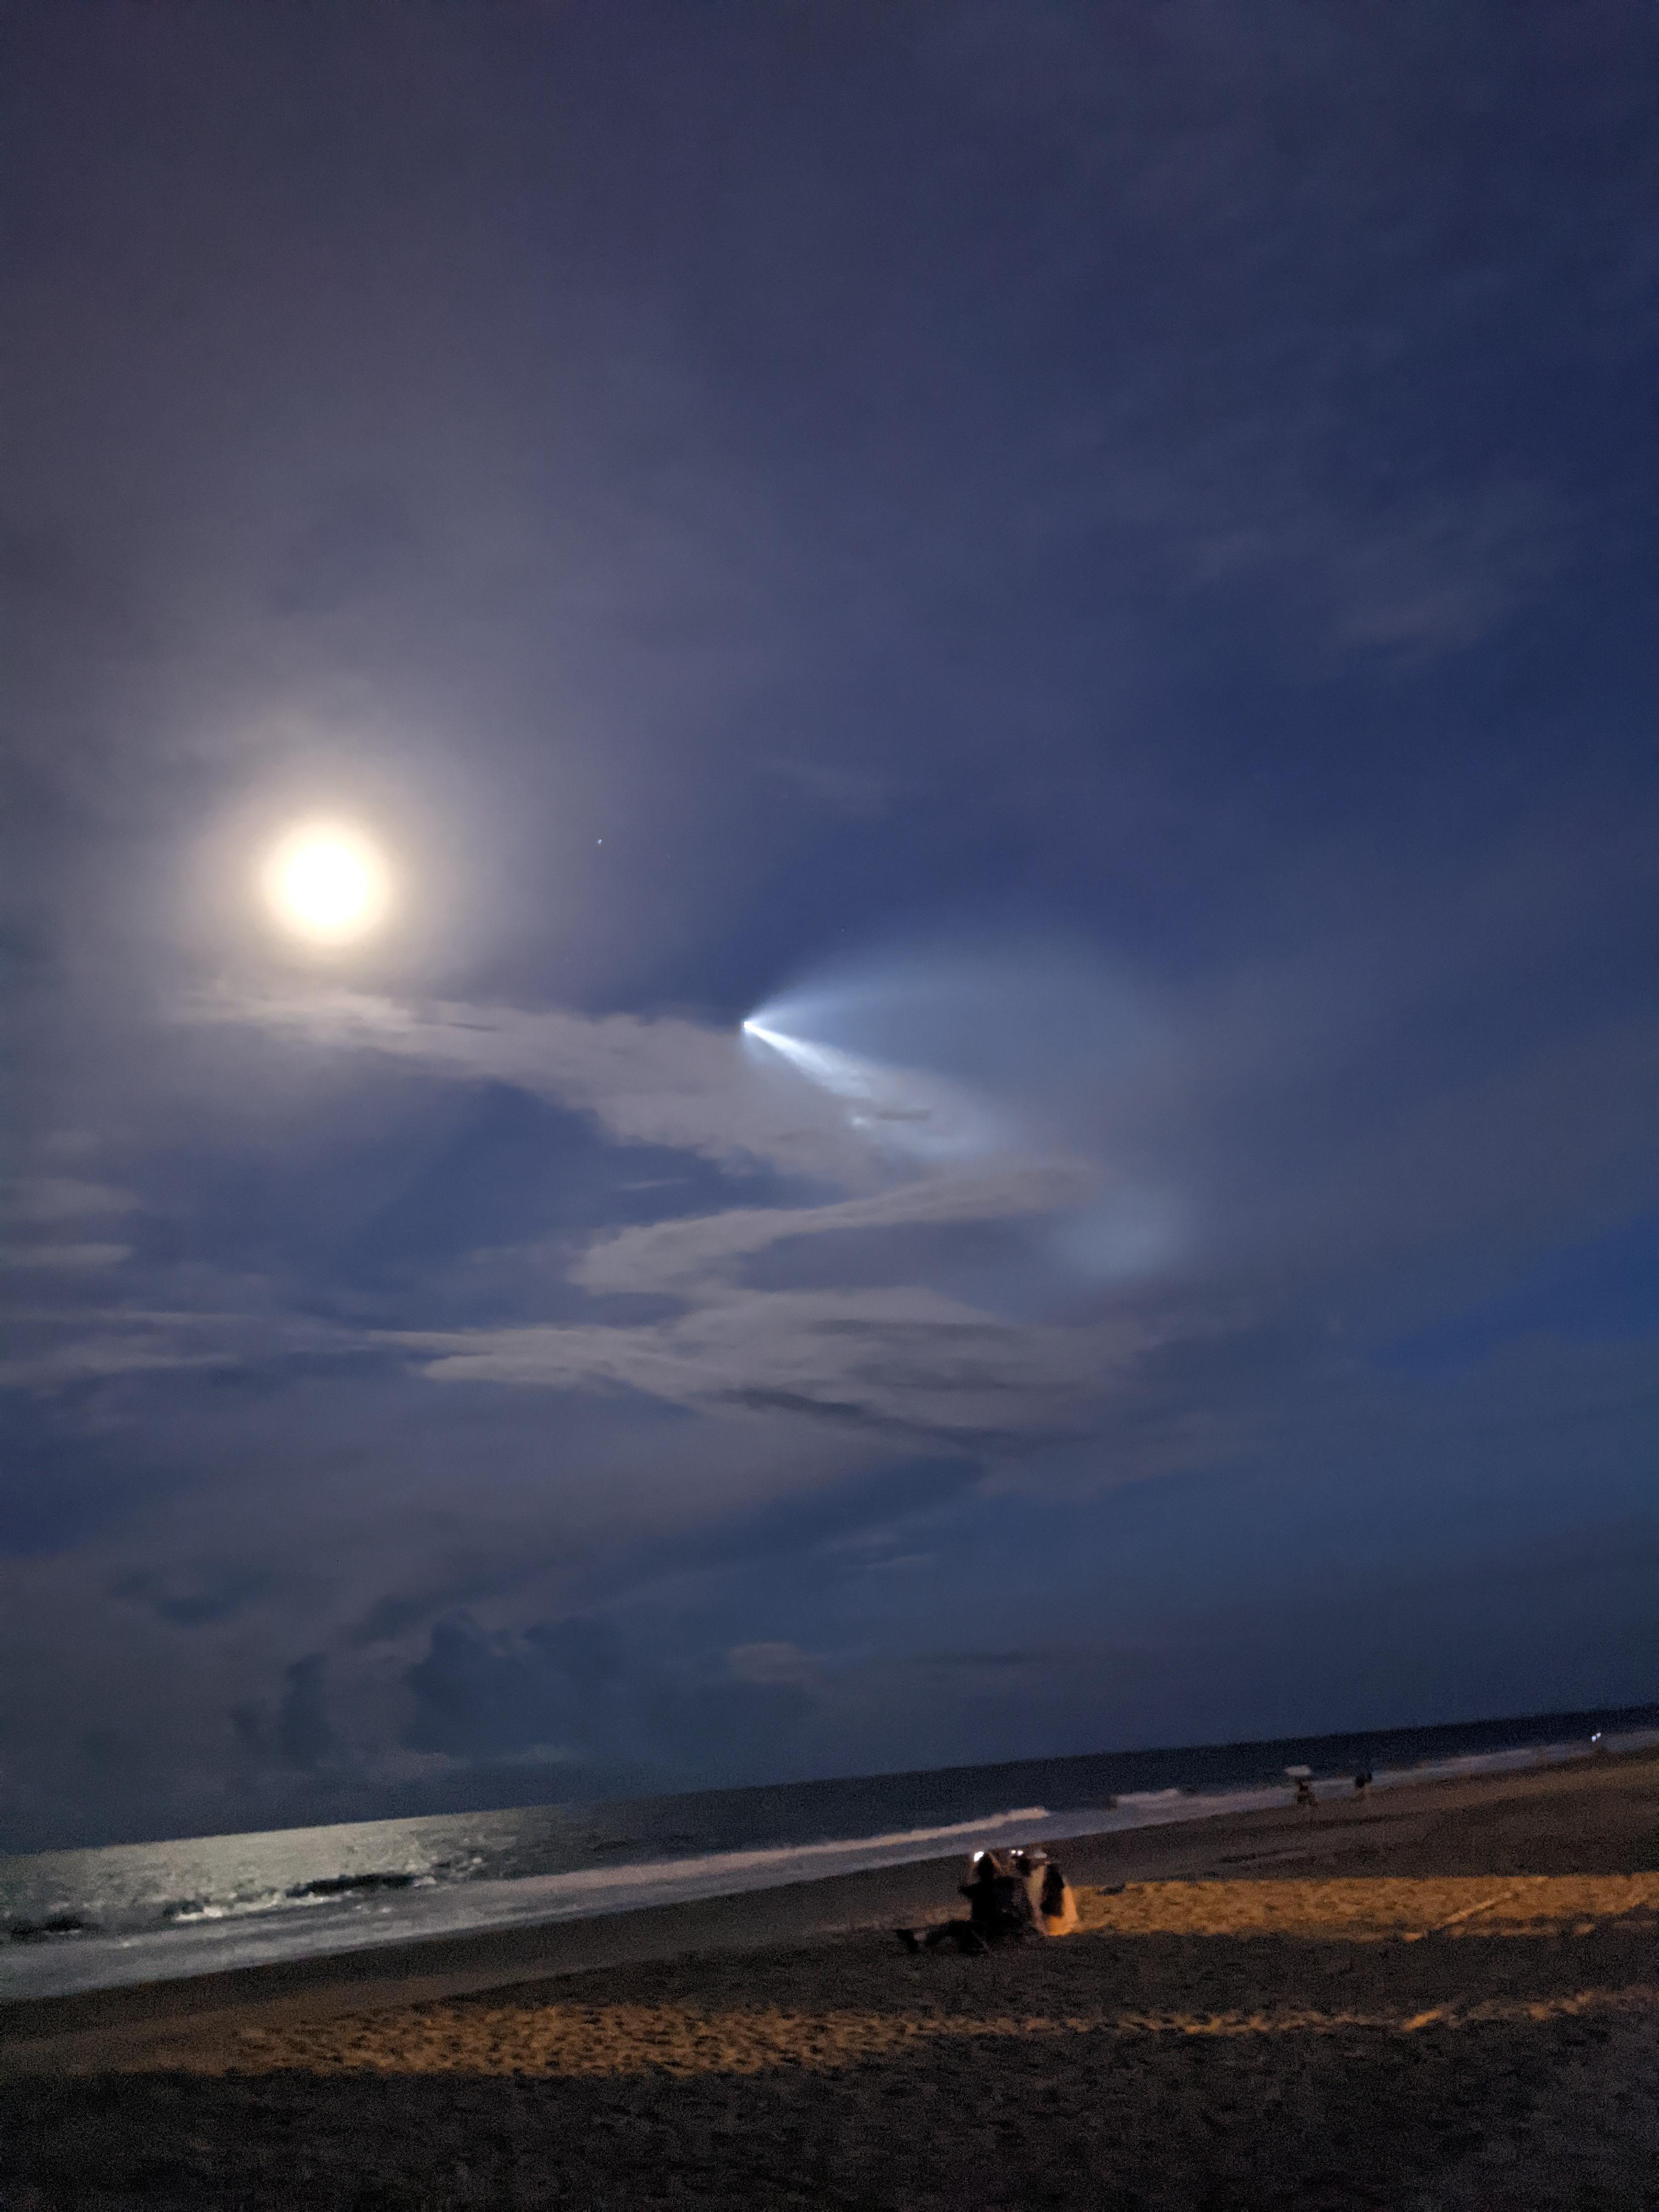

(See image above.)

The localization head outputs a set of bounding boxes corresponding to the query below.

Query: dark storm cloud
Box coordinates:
[1,0,1653,1846]
[122,1567,274,1632]
[403,1615,627,1761]
[400,1611,820,1790]
[0,1399,179,1560]
[274,1655,336,1769]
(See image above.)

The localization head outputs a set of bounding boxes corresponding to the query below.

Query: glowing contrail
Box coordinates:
[741,1013,998,1158]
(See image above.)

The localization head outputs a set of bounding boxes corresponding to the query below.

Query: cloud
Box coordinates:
[570,1165,1093,1296]
[166,984,1156,1444]
[725,1639,824,1689]
[0,1333,234,1389]
[117,1565,273,1630]
[276,1653,335,1767]
[402,1617,613,1762]
[164,841,1657,1466]
[920,1,1637,659]
[405,1284,1148,1447]
[0,1178,140,1275]
[7,1177,139,1222]
[0,1305,375,1391]
[399,1613,817,1783]
[0,1243,132,1272]
[387,1158,1144,1446]
[1188,476,1565,659]
[184,984,877,1183]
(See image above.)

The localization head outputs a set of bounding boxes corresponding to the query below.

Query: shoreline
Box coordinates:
[2,1730,1640,2022]
[5,1743,1653,2073]
[6,1750,1657,2208]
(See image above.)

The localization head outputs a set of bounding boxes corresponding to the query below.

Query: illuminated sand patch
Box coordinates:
[230,1983,1659,2078]
[1071,1874,1659,1941]
[207,1877,1659,2080]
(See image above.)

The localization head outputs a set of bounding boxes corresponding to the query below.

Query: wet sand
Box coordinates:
[3,1750,1657,2208]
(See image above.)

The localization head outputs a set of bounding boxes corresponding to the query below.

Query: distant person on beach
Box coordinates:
[1294,1776,1316,1809]
[896,1850,1036,1954]
[1354,1769,1373,1796]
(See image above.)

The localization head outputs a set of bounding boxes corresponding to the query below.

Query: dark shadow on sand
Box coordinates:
[3,1926,1650,2212]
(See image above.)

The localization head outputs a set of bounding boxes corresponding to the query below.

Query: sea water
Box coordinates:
[4,1704,1655,2002]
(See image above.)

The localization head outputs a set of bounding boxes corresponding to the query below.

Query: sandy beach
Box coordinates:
[3,1749,1657,2208]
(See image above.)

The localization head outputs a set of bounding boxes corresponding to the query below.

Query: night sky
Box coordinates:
[4,2,1655,1853]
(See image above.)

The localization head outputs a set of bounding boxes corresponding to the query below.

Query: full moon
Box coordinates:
[262,822,392,944]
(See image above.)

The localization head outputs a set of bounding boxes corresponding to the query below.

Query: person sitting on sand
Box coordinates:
[896,1850,1036,1954]
[1039,1855,1080,1935]
[974,1850,1037,1943]
[1011,1848,1043,1916]
[1010,1848,1079,1936]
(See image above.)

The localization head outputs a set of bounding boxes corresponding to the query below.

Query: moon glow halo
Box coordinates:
[262,822,392,944]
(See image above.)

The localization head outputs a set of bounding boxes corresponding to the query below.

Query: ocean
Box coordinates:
[4,1703,1655,2004]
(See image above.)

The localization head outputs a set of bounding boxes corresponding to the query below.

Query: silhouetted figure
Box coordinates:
[1294,1776,1316,1809]
[1011,1849,1045,1920]
[978,1852,1036,1943]
[1039,1857,1080,1934]
[896,1850,1036,1955]
[1353,1769,1373,1796]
